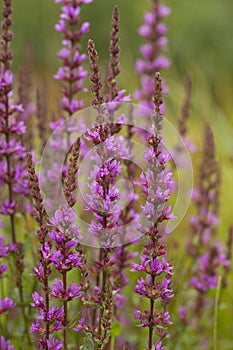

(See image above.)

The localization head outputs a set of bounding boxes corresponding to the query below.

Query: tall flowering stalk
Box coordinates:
[26,153,53,349]
[0,0,27,241]
[27,153,66,349]
[84,38,121,348]
[49,138,83,350]
[135,0,170,111]
[132,73,174,350]
[74,22,130,345]
[0,233,15,317]
[106,7,137,311]
[27,140,83,349]
[188,125,221,258]
[107,5,120,101]
[173,75,196,166]
[41,0,92,213]
[54,0,92,117]
[180,125,229,346]
[49,206,83,350]
[0,0,31,342]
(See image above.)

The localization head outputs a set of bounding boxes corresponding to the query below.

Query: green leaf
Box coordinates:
[110,322,122,337]
[82,337,95,350]
[213,275,222,350]
[67,314,80,329]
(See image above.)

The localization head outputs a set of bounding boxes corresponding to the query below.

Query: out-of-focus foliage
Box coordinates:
[11,1,233,88]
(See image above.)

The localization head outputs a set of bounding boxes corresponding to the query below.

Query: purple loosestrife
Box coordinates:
[84,126,122,346]
[0,337,14,350]
[173,75,196,169]
[107,6,121,101]
[54,0,92,116]
[27,149,83,350]
[132,73,174,350]
[26,153,54,349]
[105,7,136,313]
[111,110,139,318]
[0,234,15,315]
[181,125,228,345]
[63,137,81,207]
[188,125,221,257]
[27,154,63,349]
[0,0,31,342]
[106,6,130,107]
[49,206,83,350]
[0,0,28,239]
[42,0,92,212]
[74,32,130,348]
[135,0,170,112]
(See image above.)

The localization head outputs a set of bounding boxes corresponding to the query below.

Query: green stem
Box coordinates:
[63,271,68,350]
[213,275,222,350]
[110,335,115,350]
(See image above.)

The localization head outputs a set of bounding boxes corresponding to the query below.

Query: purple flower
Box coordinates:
[158,5,171,18]
[31,292,44,308]
[0,199,16,215]
[135,1,170,112]
[47,337,63,350]
[178,306,187,324]
[0,264,8,275]
[30,319,41,333]
[51,279,82,300]
[132,73,174,348]
[0,297,15,314]
[155,341,164,350]
[49,206,81,240]
[73,317,85,332]
[0,337,14,350]
[54,0,91,116]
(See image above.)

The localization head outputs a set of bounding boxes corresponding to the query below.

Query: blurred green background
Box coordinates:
[11,0,233,108]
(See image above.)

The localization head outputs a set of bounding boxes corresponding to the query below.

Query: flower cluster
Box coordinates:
[26,153,55,348]
[173,75,196,168]
[0,0,31,340]
[0,0,29,242]
[54,0,92,115]
[188,125,221,256]
[189,126,229,291]
[132,73,174,349]
[39,0,92,216]
[135,1,170,111]
[73,17,133,346]
[27,153,84,349]
[179,125,229,345]
[0,235,15,315]
[0,336,14,350]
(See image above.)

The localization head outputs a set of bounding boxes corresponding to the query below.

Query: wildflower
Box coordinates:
[132,73,174,349]
[135,1,170,111]
[0,337,14,350]
[54,0,91,115]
